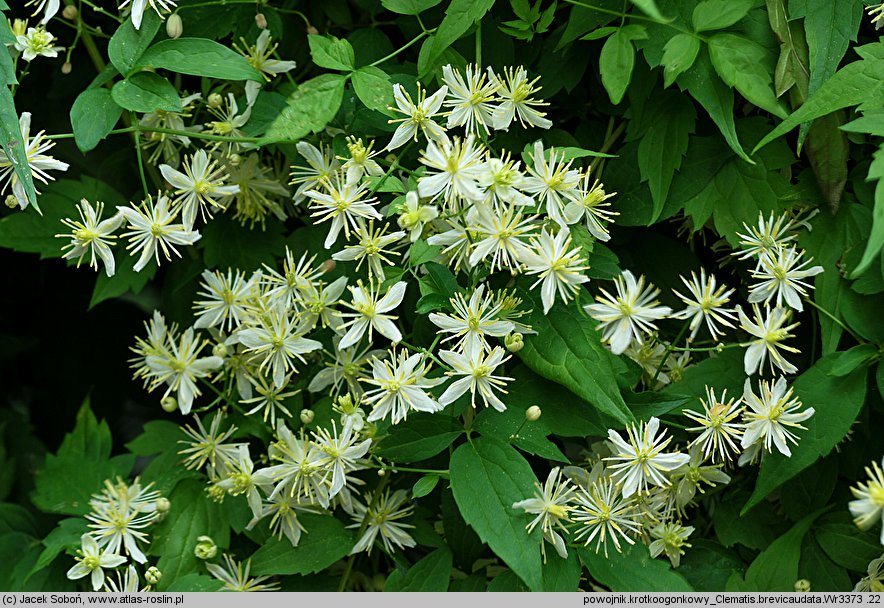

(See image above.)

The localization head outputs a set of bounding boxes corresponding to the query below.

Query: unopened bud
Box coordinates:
[377,469,386,477]
[62,5,78,19]
[155,497,171,513]
[300,408,315,425]
[161,396,178,413]
[5,195,19,209]
[255,13,267,29]
[61,61,72,74]
[525,405,541,422]
[194,536,217,560]
[505,332,524,353]
[794,579,811,593]
[212,343,228,358]
[306,24,318,36]
[207,93,223,109]
[145,567,162,585]
[228,153,242,166]
[166,13,183,39]
[320,259,336,274]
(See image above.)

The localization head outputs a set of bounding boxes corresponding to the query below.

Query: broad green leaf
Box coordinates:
[826,343,879,377]
[661,33,701,87]
[89,249,157,309]
[111,72,182,113]
[201,214,286,272]
[136,38,262,81]
[799,535,852,592]
[381,0,443,14]
[541,552,582,591]
[744,354,868,512]
[108,9,161,75]
[412,475,440,498]
[804,110,849,210]
[377,413,463,461]
[352,66,393,114]
[449,437,543,591]
[814,515,884,573]
[599,30,637,105]
[27,518,88,581]
[165,575,223,592]
[742,510,823,591]
[0,87,38,211]
[515,285,633,426]
[70,88,122,152]
[636,91,695,222]
[851,146,884,278]
[0,32,16,85]
[753,42,884,153]
[408,239,441,266]
[308,34,356,71]
[426,0,495,72]
[629,0,670,22]
[249,514,354,576]
[576,543,694,591]
[152,479,231,590]
[692,0,753,32]
[678,541,745,592]
[713,490,787,550]
[385,547,452,591]
[261,74,346,144]
[780,456,837,522]
[708,33,787,118]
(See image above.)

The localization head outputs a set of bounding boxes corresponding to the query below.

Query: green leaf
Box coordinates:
[69,88,122,153]
[691,0,753,32]
[377,413,463,461]
[108,9,161,75]
[599,30,637,105]
[799,535,852,592]
[249,514,354,575]
[164,574,223,592]
[151,479,231,590]
[89,249,157,309]
[409,239,441,266]
[804,110,849,210]
[385,547,452,591]
[541,552,582,591]
[135,38,262,81]
[381,0,443,14]
[629,0,670,22]
[661,33,701,87]
[708,33,787,118]
[201,214,286,272]
[851,150,884,278]
[576,542,694,591]
[0,87,38,211]
[742,510,824,591]
[678,541,745,592]
[352,66,393,114]
[111,72,182,113]
[261,74,346,144]
[515,286,632,426]
[426,0,496,73]
[27,518,88,581]
[743,354,868,513]
[826,343,878,377]
[412,475,440,498]
[636,91,695,222]
[449,437,543,591]
[814,516,884,573]
[308,34,356,71]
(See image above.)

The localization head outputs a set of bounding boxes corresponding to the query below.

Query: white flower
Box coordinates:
[159,149,239,230]
[748,245,824,312]
[313,422,371,498]
[118,195,201,272]
[146,327,223,414]
[236,29,297,80]
[737,304,800,376]
[297,276,349,332]
[477,151,533,207]
[604,417,689,498]
[0,112,69,210]
[669,444,731,511]
[26,0,60,24]
[139,92,202,167]
[260,248,322,312]
[417,135,485,208]
[671,269,737,340]
[426,214,473,272]
[119,0,177,31]
[854,553,884,592]
[56,200,124,277]
[206,554,279,592]
[348,489,416,555]
[260,424,329,508]
[235,310,322,388]
[428,285,514,353]
[522,228,590,313]
[363,348,445,424]
[563,175,617,241]
[337,280,407,349]
[304,171,382,248]
[216,445,274,517]
[488,66,552,130]
[193,268,258,332]
[396,191,439,242]
[178,412,243,471]
[204,82,260,146]
[239,372,298,425]
[14,26,63,61]
[246,493,317,547]
[522,142,580,225]
[734,211,806,264]
[585,270,672,355]
[66,534,127,591]
[442,63,499,134]
[849,459,884,545]
[386,83,449,151]
[740,377,814,459]
[331,222,404,281]
[683,386,744,463]
[308,339,383,398]
[289,142,340,203]
[512,467,576,560]
[649,522,693,568]
[341,136,384,183]
[572,477,641,557]
[439,343,512,411]
[86,478,161,564]
[468,202,537,272]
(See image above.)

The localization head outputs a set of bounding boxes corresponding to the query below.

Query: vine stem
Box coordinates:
[650,319,691,384]
[803,297,865,344]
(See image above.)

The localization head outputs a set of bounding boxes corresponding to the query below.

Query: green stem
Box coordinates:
[132,113,150,198]
[366,463,450,476]
[803,297,865,344]
[475,21,482,67]
[650,320,691,384]
[562,0,704,40]
[46,124,262,144]
[369,29,433,68]
[398,340,451,370]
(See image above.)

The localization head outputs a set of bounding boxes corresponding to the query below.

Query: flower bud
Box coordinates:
[320,259,336,274]
[300,409,315,425]
[525,405,541,422]
[62,5,78,19]
[145,567,162,585]
[377,469,386,477]
[505,332,524,353]
[61,61,72,74]
[207,93,223,109]
[5,195,18,209]
[794,579,811,593]
[155,497,171,513]
[194,536,218,560]
[212,343,228,358]
[161,396,178,413]
[228,153,242,166]
[255,13,267,29]
[166,13,183,39]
